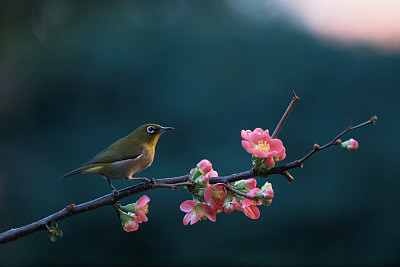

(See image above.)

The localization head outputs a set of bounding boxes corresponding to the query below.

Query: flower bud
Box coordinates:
[245,178,257,190]
[257,182,274,206]
[197,159,212,174]
[340,138,358,151]
[224,202,235,214]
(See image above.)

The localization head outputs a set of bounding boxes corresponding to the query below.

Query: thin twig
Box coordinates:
[271,90,300,138]
[269,116,377,174]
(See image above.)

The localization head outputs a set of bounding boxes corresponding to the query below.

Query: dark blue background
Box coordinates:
[0,1,398,265]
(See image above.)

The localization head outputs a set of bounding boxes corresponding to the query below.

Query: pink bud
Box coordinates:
[340,138,359,151]
[348,139,358,151]
[197,159,212,174]
[262,188,274,200]
[123,219,139,232]
[245,178,257,190]
[224,203,235,214]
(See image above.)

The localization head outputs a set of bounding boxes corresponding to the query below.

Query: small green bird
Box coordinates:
[62,123,174,191]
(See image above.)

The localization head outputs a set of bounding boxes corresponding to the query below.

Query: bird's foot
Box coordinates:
[107,178,118,196]
[112,189,118,197]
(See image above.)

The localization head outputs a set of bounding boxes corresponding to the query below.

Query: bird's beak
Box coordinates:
[159,126,174,132]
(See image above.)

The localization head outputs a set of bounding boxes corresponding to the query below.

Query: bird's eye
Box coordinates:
[147,126,155,134]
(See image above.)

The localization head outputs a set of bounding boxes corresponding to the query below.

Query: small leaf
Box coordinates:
[50,221,58,229]
[56,230,63,238]
[48,234,57,242]
[120,203,137,213]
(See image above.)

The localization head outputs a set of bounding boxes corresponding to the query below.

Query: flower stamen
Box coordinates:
[256,140,270,154]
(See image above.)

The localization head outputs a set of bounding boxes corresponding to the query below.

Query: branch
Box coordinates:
[269,115,378,175]
[0,94,376,245]
[271,89,300,138]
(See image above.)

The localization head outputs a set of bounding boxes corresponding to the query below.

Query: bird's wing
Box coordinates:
[81,146,142,166]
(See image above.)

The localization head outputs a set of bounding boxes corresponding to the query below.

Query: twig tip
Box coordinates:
[370,115,378,124]
[291,89,300,101]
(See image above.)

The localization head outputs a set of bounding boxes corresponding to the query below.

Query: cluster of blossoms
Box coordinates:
[117,195,150,232]
[180,159,275,225]
[241,128,286,177]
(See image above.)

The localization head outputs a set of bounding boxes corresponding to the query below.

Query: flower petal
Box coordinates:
[242,198,253,208]
[137,195,150,208]
[242,140,254,154]
[183,212,192,225]
[252,148,268,158]
[137,210,148,223]
[243,205,260,219]
[180,200,197,212]
[241,130,251,141]
[204,186,212,203]
[206,211,216,222]
[190,214,199,225]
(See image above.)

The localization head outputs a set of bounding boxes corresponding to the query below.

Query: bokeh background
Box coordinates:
[1,0,399,265]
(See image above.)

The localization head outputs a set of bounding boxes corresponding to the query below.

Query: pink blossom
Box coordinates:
[204,183,228,209]
[241,128,286,166]
[242,188,262,219]
[135,195,150,223]
[180,200,217,225]
[197,159,213,174]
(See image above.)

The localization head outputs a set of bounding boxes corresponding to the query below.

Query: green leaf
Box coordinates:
[48,234,57,242]
[50,221,58,229]
[120,203,137,213]
[56,230,63,238]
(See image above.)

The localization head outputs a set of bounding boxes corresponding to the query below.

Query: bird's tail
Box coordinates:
[61,168,83,179]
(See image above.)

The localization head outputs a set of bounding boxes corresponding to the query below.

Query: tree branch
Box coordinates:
[0,92,376,245]
[271,89,300,138]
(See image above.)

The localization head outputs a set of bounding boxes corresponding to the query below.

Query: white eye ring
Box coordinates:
[147,126,155,134]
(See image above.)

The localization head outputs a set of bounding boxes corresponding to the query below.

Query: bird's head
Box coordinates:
[130,123,174,148]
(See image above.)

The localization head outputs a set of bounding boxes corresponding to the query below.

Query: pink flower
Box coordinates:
[198,159,213,174]
[180,200,217,225]
[340,138,359,151]
[241,128,286,166]
[204,183,228,209]
[135,195,150,223]
[242,188,262,219]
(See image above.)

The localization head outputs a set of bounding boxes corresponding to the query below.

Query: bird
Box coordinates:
[62,123,174,192]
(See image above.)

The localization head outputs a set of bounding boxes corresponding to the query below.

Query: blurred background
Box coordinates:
[0,0,399,265]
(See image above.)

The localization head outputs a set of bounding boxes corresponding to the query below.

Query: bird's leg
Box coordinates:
[107,178,118,195]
